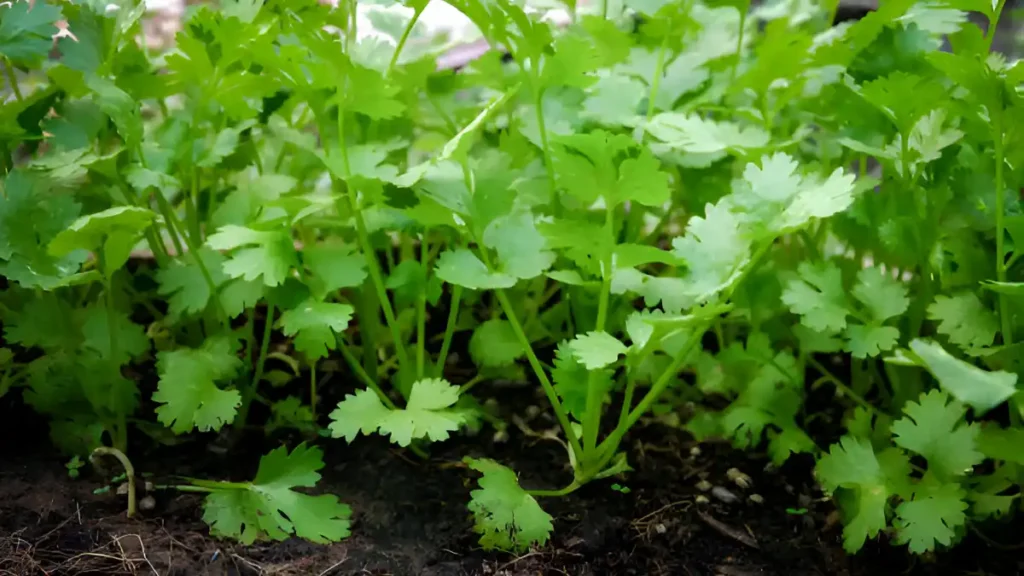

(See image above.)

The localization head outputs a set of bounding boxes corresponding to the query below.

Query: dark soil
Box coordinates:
[2,376,1023,576]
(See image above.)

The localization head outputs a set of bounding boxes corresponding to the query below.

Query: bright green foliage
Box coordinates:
[206,226,299,287]
[470,319,524,368]
[278,300,354,360]
[153,337,244,434]
[569,331,628,370]
[927,293,999,353]
[0,0,63,66]
[894,481,968,554]
[891,390,983,478]
[198,444,352,544]
[328,379,465,446]
[464,457,554,552]
[907,340,1017,414]
[157,249,229,316]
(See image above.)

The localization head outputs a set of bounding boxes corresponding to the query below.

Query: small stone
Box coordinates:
[696,480,713,492]
[139,496,156,511]
[655,523,667,534]
[525,405,541,419]
[492,429,509,444]
[695,495,710,505]
[689,446,702,457]
[726,468,753,489]
[748,494,764,504]
[144,481,154,492]
[116,483,129,496]
[711,486,739,504]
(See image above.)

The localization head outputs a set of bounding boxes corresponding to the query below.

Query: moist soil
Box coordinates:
[2,376,1022,576]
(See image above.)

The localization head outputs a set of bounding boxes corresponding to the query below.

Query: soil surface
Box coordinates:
[2,377,1023,576]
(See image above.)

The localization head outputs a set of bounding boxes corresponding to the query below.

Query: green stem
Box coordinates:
[731,4,748,83]
[417,234,428,380]
[458,374,484,395]
[994,111,1013,344]
[2,58,22,101]
[239,296,275,427]
[985,0,1007,52]
[150,190,186,257]
[646,33,670,123]
[532,87,560,214]
[583,206,615,456]
[336,106,410,376]
[337,336,398,410]
[186,169,203,245]
[435,285,463,377]
[493,288,584,469]
[310,362,318,420]
[91,447,136,518]
[528,481,581,497]
[387,2,428,75]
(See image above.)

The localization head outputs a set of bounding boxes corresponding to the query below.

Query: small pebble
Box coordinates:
[689,446,702,457]
[695,495,710,505]
[145,481,154,492]
[116,483,129,496]
[492,429,509,443]
[525,405,541,419]
[139,495,156,511]
[748,494,764,504]
[696,480,713,492]
[654,523,667,534]
[726,468,753,489]
[711,486,739,504]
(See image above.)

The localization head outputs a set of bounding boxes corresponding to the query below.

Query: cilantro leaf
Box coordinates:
[153,337,243,434]
[816,436,907,553]
[645,113,770,154]
[157,248,229,317]
[207,225,299,287]
[303,243,367,300]
[219,278,264,318]
[81,304,148,365]
[49,206,156,276]
[890,390,983,477]
[616,150,671,207]
[469,319,524,368]
[894,481,968,554]
[0,0,63,66]
[278,300,354,360]
[852,268,909,322]
[669,201,751,307]
[328,379,466,446]
[782,261,850,333]
[482,212,555,280]
[200,443,351,545]
[846,325,900,359]
[927,293,999,352]
[464,457,554,552]
[569,331,628,370]
[435,249,516,290]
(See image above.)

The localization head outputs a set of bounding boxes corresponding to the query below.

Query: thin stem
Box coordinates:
[435,285,463,377]
[645,33,670,124]
[807,357,884,418]
[310,362,318,420]
[985,0,1008,52]
[583,206,615,456]
[337,336,398,410]
[994,111,1013,344]
[617,369,637,429]
[532,88,560,214]
[731,4,748,83]
[387,2,428,75]
[240,296,275,428]
[417,234,428,380]
[458,374,484,395]
[150,189,187,257]
[494,288,585,468]
[91,447,136,517]
[528,481,581,497]
[2,58,22,101]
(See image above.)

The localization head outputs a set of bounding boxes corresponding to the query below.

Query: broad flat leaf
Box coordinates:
[303,243,367,299]
[782,261,849,333]
[616,150,671,207]
[220,278,264,318]
[207,225,298,287]
[201,444,351,545]
[328,389,392,442]
[0,0,63,66]
[846,324,900,359]
[378,378,465,446]
[908,339,1017,414]
[49,206,155,275]
[469,319,524,368]
[278,300,354,360]
[157,248,229,316]
[81,304,148,365]
[153,337,243,433]
[645,113,770,154]
[464,457,554,552]
[894,482,968,554]
[669,201,751,308]
[86,76,143,149]
[483,212,555,280]
[891,390,983,477]
[569,331,628,370]
[852,268,909,322]
[927,293,999,352]
[435,249,516,290]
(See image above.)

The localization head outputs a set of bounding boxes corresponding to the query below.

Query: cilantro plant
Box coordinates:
[4,0,1024,558]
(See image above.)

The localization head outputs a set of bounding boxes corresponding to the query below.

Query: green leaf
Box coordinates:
[668,201,751,308]
[200,443,351,544]
[156,248,229,316]
[852,268,909,322]
[303,243,367,299]
[219,278,264,318]
[49,206,155,275]
[464,457,554,552]
[153,337,243,434]
[782,261,849,333]
[81,304,148,365]
[207,225,299,287]
[569,331,628,370]
[615,150,671,207]
[86,76,143,148]
[927,293,999,352]
[891,390,983,477]
[816,436,904,553]
[469,319,524,368]
[435,249,516,290]
[551,340,613,420]
[327,389,392,442]
[328,379,465,446]
[0,0,63,66]
[645,113,770,154]
[278,300,354,360]
[907,339,1017,414]
[846,325,900,359]
[894,481,967,554]
[483,212,556,280]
